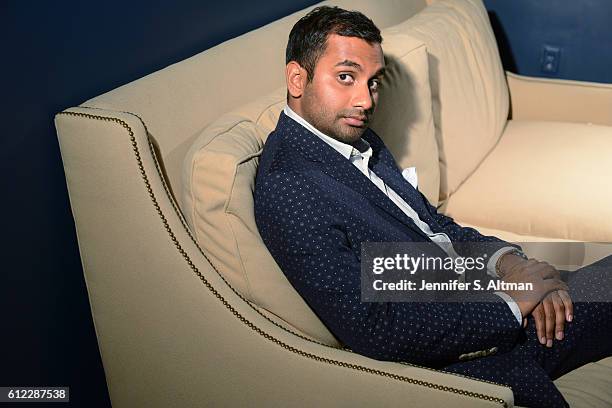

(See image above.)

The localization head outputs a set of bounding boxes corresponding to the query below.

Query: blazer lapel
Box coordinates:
[277,112,430,240]
[366,143,431,220]
[320,158,425,232]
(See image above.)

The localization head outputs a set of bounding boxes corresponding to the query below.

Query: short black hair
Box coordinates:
[286,6,382,82]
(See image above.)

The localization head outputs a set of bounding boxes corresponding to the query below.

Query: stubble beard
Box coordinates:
[302,92,367,145]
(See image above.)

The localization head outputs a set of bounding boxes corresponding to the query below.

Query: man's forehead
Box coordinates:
[323,34,384,69]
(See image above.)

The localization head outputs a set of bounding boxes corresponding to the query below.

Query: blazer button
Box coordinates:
[459,351,478,361]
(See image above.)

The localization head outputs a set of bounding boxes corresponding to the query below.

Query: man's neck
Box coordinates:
[283,105,366,159]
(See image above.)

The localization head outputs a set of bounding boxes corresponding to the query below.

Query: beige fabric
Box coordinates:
[443,120,612,241]
[389,0,509,199]
[55,108,513,408]
[455,222,575,244]
[507,71,612,127]
[183,87,340,346]
[371,34,440,205]
[554,358,612,408]
[79,0,428,202]
[451,222,612,271]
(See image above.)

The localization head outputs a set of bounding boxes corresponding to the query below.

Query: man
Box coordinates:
[254,6,612,407]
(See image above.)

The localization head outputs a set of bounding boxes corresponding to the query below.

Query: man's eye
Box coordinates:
[338,73,354,84]
[369,79,381,91]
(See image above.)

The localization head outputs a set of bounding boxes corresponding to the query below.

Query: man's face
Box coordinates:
[298,34,385,144]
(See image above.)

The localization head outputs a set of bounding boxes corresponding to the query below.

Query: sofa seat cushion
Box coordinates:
[443,120,612,241]
[554,357,612,408]
[386,0,509,200]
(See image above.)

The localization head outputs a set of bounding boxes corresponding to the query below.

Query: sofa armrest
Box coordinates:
[54,108,514,408]
[506,71,612,126]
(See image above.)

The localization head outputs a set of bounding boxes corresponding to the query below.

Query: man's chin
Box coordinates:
[340,129,366,144]
[332,124,366,144]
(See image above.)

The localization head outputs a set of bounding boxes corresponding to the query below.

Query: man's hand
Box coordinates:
[499,254,574,346]
[496,253,527,278]
[525,289,573,347]
[500,258,569,320]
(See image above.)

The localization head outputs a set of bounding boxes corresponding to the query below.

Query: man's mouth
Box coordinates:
[343,116,368,127]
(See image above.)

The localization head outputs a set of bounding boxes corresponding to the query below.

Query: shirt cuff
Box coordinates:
[487,246,519,278]
[494,291,522,325]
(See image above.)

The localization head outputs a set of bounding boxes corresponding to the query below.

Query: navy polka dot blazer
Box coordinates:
[254,111,523,367]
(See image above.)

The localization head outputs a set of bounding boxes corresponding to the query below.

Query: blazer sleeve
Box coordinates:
[255,170,522,367]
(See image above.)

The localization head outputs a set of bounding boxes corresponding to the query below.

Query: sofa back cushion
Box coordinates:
[182,88,341,346]
[371,35,439,205]
[182,36,438,344]
[387,0,509,199]
[82,0,427,203]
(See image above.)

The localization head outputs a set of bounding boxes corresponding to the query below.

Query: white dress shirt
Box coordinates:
[284,105,522,324]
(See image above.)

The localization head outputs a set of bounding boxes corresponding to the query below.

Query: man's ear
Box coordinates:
[286,61,307,98]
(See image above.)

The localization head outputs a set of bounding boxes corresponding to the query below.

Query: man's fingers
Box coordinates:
[543,298,555,347]
[557,290,574,322]
[533,305,546,345]
[551,292,565,341]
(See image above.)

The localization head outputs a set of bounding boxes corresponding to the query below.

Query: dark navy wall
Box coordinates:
[2,1,317,407]
[485,0,612,83]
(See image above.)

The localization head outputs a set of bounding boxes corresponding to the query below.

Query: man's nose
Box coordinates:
[352,82,374,111]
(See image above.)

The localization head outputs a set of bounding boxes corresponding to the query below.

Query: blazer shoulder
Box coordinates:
[259,129,310,176]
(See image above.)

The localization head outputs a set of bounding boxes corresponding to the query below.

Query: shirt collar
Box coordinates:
[283,105,371,160]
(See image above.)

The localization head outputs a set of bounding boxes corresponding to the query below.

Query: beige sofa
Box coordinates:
[54,0,612,406]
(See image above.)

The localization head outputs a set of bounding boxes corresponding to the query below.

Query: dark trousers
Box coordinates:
[443,255,612,408]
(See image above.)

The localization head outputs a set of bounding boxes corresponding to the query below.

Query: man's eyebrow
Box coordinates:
[335,59,362,71]
[335,60,386,78]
